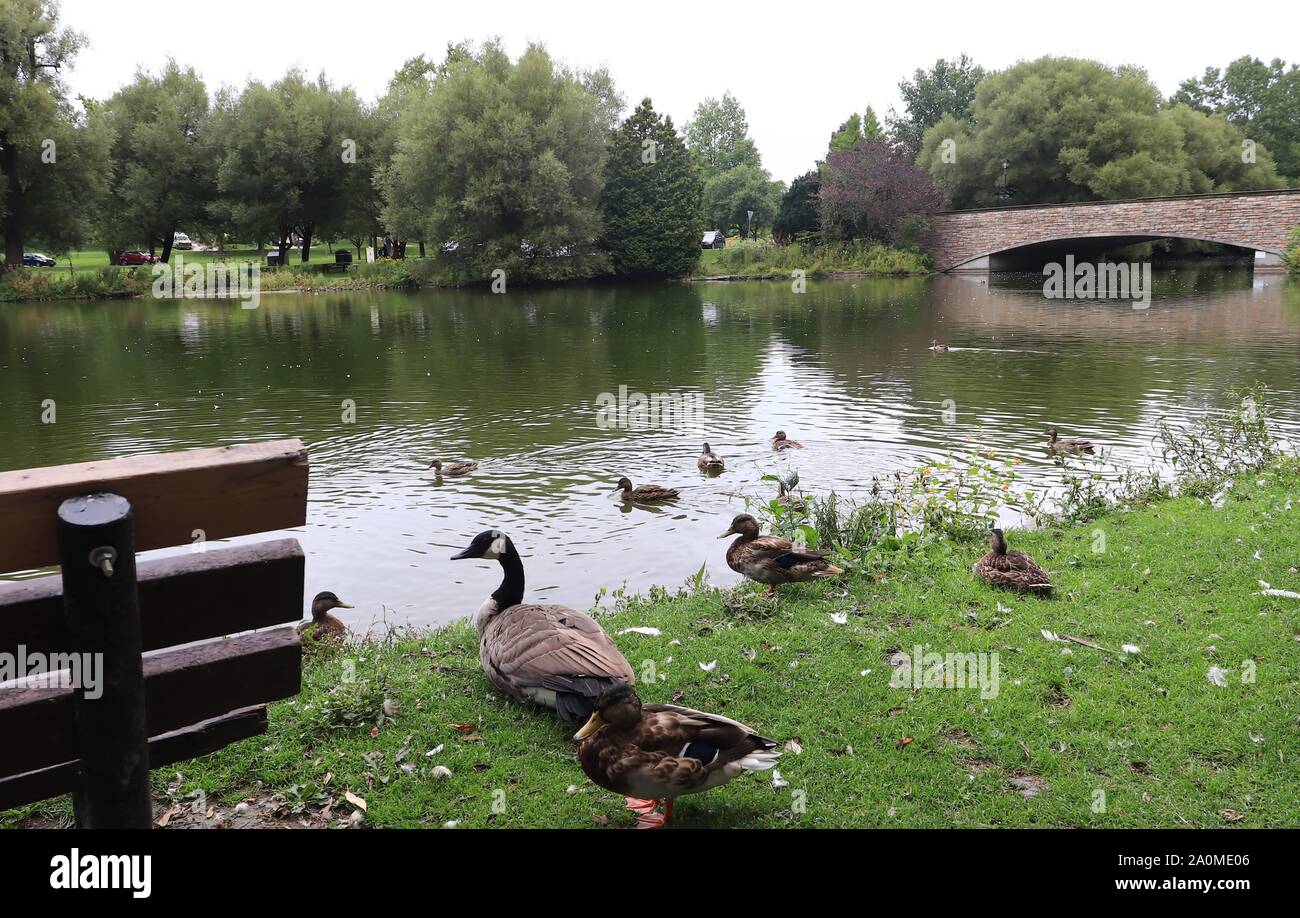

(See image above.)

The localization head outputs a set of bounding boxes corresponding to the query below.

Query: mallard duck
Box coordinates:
[775,478,807,513]
[574,683,780,828]
[697,443,725,473]
[615,477,680,502]
[930,339,949,352]
[451,530,635,722]
[296,591,353,645]
[771,430,803,450]
[719,513,843,596]
[431,459,479,476]
[1045,428,1094,454]
[973,528,1052,592]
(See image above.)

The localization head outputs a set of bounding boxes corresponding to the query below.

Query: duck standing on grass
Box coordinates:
[771,430,803,450]
[451,529,634,723]
[1045,428,1094,454]
[973,528,1053,593]
[574,683,781,828]
[296,591,353,647]
[615,477,680,503]
[719,513,844,596]
[697,443,725,473]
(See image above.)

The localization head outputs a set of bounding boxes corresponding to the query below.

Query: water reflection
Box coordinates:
[0,271,1296,628]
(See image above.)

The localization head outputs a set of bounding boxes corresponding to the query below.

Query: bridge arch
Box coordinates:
[922,189,1300,273]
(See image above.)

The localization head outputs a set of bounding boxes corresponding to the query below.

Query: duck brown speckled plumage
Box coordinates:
[616,476,680,502]
[720,513,843,596]
[431,459,480,476]
[296,591,353,647]
[1045,428,1094,454]
[771,430,803,450]
[697,443,725,473]
[574,683,780,828]
[973,528,1053,593]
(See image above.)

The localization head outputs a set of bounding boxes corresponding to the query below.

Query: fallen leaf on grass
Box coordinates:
[784,739,803,755]
[344,791,367,812]
[1218,808,1245,823]
[592,814,609,826]
[896,736,914,750]
[156,805,178,828]
[449,722,476,733]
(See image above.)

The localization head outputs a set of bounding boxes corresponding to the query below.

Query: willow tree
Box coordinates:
[378,41,617,282]
[1,0,111,269]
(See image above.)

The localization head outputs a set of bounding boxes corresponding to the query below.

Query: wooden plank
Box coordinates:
[0,706,268,812]
[0,440,308,574]
[0,538,305,659]
[0,628,300,778]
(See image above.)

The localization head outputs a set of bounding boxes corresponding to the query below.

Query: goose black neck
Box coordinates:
[493,538,525,609]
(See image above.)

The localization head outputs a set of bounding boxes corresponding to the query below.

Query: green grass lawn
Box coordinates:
[6,461,1298,829]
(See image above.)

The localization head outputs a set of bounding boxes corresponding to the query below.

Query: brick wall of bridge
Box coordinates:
[922,189,1300,272]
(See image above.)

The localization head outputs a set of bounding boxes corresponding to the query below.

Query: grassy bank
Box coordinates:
[7,457,1298,829]
[693,240,931,279]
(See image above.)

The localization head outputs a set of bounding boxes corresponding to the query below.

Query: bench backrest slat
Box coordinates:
[0,439,308,574]
[0,538,305,659]
[0,626,301,778]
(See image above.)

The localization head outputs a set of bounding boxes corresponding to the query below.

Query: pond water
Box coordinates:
[2,268,1298,630]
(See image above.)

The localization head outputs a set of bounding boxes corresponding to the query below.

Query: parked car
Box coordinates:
[22,252,56,267]
[173,232,193,250]
[702,230,726,249]
[117,250,159,265]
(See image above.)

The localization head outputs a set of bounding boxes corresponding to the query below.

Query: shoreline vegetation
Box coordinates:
[0,240,936,303]
[5,395,1295,830]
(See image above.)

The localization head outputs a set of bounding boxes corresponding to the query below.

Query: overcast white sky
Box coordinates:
[60,0,1300,182]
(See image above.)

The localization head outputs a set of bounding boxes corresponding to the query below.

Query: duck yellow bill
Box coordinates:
[573,712,605,740]
[717,530,734,539]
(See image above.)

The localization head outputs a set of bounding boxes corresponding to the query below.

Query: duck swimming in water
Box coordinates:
[771,430,803,450]
[615,477,680,502]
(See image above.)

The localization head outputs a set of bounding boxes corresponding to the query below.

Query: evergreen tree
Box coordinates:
[601,98,703,277]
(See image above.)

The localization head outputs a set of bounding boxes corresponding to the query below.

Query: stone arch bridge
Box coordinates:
[922,188,1300,273]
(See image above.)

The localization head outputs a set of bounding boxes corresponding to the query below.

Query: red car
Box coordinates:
[117,250,159,265]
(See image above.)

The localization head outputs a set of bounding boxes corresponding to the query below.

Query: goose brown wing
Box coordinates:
[483,604,634,687]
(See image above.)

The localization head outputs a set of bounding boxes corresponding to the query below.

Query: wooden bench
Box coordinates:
[0,440,309,826]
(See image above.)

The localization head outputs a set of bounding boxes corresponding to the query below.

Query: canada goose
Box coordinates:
[1045,428,1094,454]
[574,683,780,828]
[431,459,479,476]
[973,528,1052,592]
[615,477,680,502]
[296,591,353,646]
[697,443,725,472]
[451,530,634,722]
[719,513,843,596]
[771,430,804,450]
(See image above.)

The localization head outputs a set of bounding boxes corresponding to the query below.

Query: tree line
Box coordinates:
[3,1,1297,282]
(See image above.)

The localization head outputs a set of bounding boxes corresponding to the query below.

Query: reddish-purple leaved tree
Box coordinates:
[818,139,946,245]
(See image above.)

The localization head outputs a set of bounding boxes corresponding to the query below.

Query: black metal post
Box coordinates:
[56,492,152,829]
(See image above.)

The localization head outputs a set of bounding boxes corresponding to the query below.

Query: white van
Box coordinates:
[173,232,193,250]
